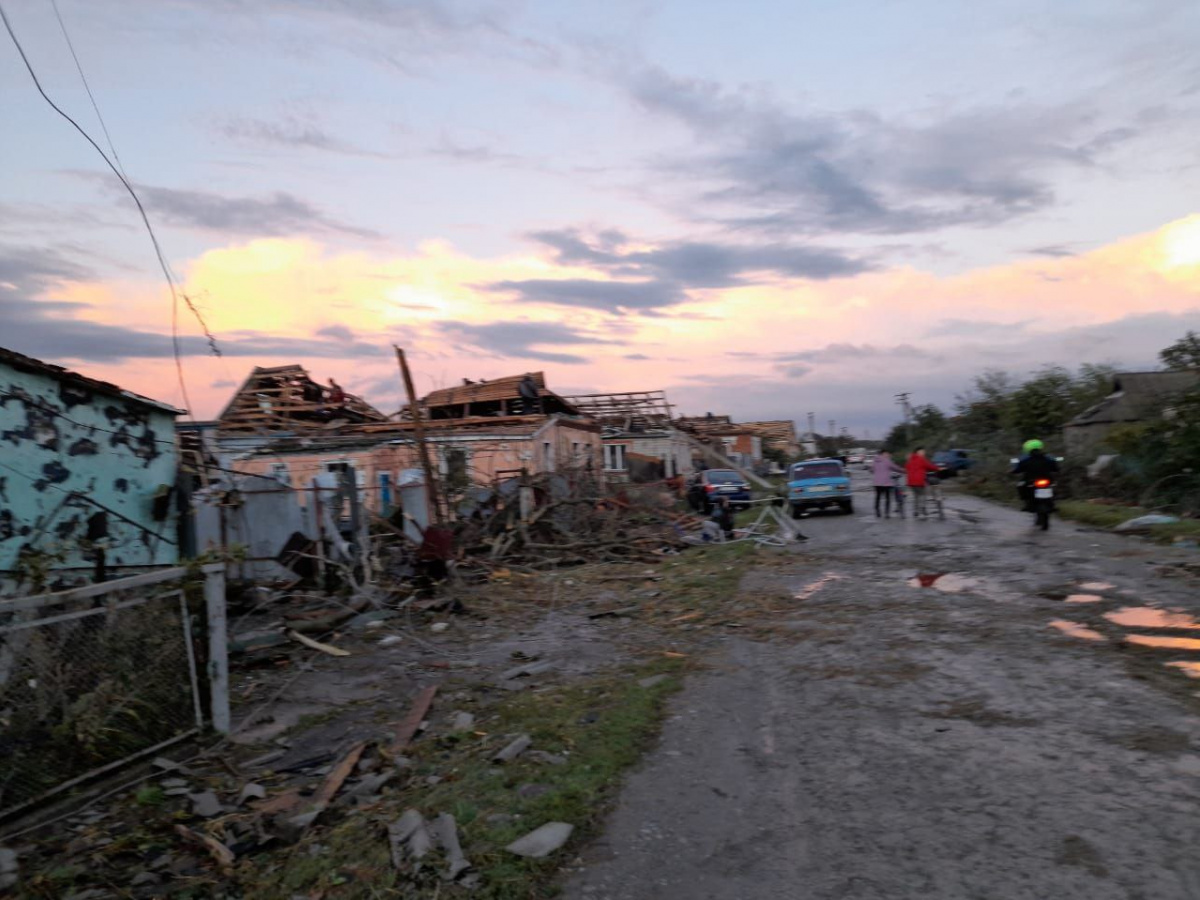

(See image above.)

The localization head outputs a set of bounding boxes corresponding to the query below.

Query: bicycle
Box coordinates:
[917,472,946,520]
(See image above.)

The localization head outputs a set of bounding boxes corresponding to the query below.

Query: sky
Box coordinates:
[2,0,1199,436]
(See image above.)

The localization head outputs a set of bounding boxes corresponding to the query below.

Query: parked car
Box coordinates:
[687,469,752,513]
[787,459,853,517]
[932,448,975,475]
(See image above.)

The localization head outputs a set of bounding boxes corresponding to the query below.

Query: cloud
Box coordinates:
[1026,244,1078,258]
[925,319,1033,338]
[529,228,872,288]
[483,278,686,313]
[219,115,386,157]
[624,65,1140,235]
[623,353,650,360]
[93,180,379,239]
[434,320,618,364]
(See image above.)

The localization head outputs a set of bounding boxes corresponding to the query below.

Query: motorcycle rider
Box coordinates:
[1012,439,1059,512]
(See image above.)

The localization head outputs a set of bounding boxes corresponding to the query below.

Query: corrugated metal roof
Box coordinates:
[0,345,183,415]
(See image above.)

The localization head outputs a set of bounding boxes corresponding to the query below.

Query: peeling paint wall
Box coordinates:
[0,361,179,582]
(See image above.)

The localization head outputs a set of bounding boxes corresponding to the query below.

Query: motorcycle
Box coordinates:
[1010,458,1055,531]
[1029,477,1054,530]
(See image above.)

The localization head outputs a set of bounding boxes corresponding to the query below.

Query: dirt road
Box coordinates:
[565,474,1200,899]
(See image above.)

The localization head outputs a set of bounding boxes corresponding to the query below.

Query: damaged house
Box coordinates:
[232,371,603,514]
[562,390,693,483]
[1065,369,1200,458]
[740,420,802,462]
[676,414,764,470]
[0,346,182,587]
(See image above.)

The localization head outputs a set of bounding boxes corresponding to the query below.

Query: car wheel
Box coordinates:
[790,504,803,519]
[839,500,854,515]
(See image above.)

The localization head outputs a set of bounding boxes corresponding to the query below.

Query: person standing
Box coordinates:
[872,450,905,518]
[905,448,942,518]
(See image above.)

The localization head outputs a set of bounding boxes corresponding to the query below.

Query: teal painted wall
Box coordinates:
[0,362,179,583]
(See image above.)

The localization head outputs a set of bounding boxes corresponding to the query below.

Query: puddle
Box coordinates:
[1125,635,1200,651]
[1104,607,1200,630]
[910,573,946,588]
[794,573,842,601]
[1065,594,1103,603]
[907,573,978,593]
[1049,620,1106,642]
[1078,581,1114,591]
[1166,661,1200,678]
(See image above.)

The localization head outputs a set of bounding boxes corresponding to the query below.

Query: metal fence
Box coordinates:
[0,564,227,822]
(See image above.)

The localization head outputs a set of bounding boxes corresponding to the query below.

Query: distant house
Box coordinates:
[1065,370,1200,458]
[562,390,693,483]
[0,346,182,586]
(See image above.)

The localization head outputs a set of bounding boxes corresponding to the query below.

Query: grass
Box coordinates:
[1056,501,1200,543]
[239,657,687,900]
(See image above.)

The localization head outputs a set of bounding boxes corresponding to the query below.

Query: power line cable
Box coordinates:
[0,1,222,415]
[47,0,126,179]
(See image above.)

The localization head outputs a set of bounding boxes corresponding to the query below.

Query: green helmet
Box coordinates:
[1022,439,1044,453]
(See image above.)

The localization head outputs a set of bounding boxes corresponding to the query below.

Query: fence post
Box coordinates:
[203,564,231,734]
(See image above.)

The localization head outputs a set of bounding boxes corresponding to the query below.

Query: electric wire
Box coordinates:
[0,2,221,415]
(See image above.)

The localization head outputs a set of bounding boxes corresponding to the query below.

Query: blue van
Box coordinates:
[787,459,853,517]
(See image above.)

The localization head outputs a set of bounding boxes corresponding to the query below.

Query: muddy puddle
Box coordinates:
[1049,619,1106,641]
[1079,581,1115,591]
[1166,661,1200,678]
[1104,607,1200,630]
[1065,594,1103,603]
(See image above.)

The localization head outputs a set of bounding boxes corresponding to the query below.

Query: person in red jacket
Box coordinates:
[905,448,942,518]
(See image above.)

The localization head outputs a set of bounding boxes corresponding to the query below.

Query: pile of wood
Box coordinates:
[452,474,697,571]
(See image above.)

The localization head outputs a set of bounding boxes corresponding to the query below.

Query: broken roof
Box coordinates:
[740,420,800,445]
[1067,370,1200,428]
[0,345,183,415]
[561,390,674,431]
[217,365,387,433]
[418,372,580,419]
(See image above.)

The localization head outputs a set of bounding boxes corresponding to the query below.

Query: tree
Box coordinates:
[1160,331,1200,371]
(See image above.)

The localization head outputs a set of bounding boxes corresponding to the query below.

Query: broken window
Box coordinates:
[604,444,627,471]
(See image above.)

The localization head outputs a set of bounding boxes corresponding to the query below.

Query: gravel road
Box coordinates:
[565,474,1200,900]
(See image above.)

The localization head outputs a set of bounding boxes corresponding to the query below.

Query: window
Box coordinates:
[443,448,469,491]
[270,462,291,486]
[604,444,627,471]
[543,441,555,472]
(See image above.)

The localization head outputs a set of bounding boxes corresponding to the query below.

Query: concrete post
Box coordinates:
[203,563,231,734]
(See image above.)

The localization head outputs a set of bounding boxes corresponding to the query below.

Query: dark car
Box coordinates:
[687,469,752,513]
[932,448,975,475]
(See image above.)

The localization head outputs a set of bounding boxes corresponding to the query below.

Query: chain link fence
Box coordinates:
[0,567,223,820]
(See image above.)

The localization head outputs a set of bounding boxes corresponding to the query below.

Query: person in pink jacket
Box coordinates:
[872,451,905,518]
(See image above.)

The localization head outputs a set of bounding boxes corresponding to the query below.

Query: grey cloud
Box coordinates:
[219,115,385,157]
[775,343,940,364]
[778,364,812,379]
[316,324,356,341]
[926,319,1033,338]
[1026,244,1077,258]
[529,228,872,290]
[96,180,379,239]
[435,320,619,364]
[484,278,685,313]
[626,66,1140,235]
[623,353,650,360]
[0,245,93,296]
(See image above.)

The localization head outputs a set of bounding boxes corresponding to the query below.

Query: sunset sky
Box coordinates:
[2,0,1198,435]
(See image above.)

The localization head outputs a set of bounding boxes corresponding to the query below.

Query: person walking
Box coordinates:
[872,450,905,518]
[905,447,942,518]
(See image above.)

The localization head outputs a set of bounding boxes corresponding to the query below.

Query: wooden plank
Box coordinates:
[389,685,438,755]
[312,740,368,807]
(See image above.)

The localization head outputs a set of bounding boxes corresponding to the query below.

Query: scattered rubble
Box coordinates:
[493,734,533,763]
[505,822,575,859]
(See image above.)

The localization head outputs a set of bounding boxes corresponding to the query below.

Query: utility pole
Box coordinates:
[807,411,816,443]
[395,346,444,526]
[894,392,912,446]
